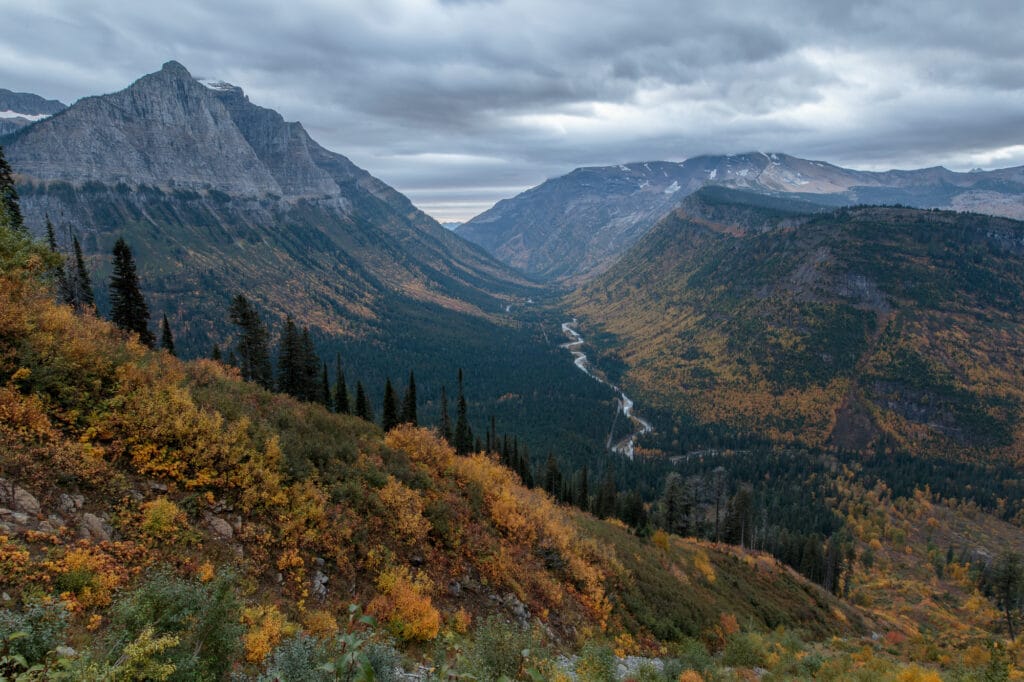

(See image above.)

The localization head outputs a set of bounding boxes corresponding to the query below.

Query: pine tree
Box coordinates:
[320,362,331,407]
[68,234,95,312]
[211,344,222,361]
[299,328,319,402]
[400,370,418,426]
[109,238,154,346]
[382,378,399,431]
[160,313,176,356]
[229,294,272,389]
[44,216,72,302]
[276,316,301,397]
[0,146,25,233]
[575,464,589,510]
[333,353,349,414]
[354,381,372,422]
[453,369,473,455]
[594,470,617,519]
[544,453,562,498]
[439,386,451,442]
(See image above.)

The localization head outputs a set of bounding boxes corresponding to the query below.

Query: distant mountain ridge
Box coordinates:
[458,152,1024,281]
[0,88,66,136]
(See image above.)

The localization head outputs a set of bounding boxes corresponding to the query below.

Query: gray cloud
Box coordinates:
[2,0,1022,220]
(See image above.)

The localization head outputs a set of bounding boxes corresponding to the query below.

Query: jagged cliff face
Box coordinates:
[458,152,1024,282]
[3,62,531,336]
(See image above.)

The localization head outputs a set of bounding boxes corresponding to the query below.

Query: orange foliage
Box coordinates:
[368,565,441,641]
[241,604,294,663]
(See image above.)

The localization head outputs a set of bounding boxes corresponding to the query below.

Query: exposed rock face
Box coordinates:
[458,152,1024,282]
[2,60,533,357]
[0,478,41,516]
[79,513,113,542]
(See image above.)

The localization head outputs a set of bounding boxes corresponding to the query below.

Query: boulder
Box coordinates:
[78,513,112,542]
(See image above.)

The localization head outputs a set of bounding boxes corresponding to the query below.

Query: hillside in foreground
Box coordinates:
[569,188,1024,461]
[0,224,890,679]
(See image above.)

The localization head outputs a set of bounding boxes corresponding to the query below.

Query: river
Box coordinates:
[560,319,652,459]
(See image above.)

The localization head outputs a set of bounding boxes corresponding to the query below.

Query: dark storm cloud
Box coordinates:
[2,0,1023,220]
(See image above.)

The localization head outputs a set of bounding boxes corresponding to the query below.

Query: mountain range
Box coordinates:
[458,152,1024,281]
[0,61,615,461]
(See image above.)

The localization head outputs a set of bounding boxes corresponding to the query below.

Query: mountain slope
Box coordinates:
[459,152,1024,282]
[0,62,618,461]
[0,88,66,136]
[0,233,864,675]
[568,187,1024,460]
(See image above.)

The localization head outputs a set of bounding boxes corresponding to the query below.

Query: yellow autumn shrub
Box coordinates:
[377,476,430,544]
[241,604,295,663]
[369,565,441,641]
[385,424,455,469]
[139,497,189,544]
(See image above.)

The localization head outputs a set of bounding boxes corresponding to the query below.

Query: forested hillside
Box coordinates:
[570,187,1024,460]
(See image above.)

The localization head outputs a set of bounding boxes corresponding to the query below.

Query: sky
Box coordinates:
[2,0,1023,222]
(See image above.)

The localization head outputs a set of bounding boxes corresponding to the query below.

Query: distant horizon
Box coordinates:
[4,0,1023,223]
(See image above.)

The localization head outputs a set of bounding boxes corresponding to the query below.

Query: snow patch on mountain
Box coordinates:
[0,110,49,121]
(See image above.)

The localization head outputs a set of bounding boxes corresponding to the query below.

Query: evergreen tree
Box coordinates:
[381,378,399,431]
[354,381,372,422]
[68,234,95,312]
[400,370,418,426]
[320,362,331,407]
[228,294,272,389]
[333,354,349,414]
[575,464,589,510]
[211,344,222,361]
[439,386,452,442]
[453,369,473,455]
[44,216,71,303]
[276,316,301,397]
[160,313,175,356]
[299,328,319,402]
[0,146,25,233]
[543,453,562,499]
[109,237,154,346]
[594,470,617,519]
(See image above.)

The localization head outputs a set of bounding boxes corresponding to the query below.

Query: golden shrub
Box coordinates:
[377,476,430,545]
[302,609,339,639]
[385,425,455,469]
[241,604,295,663]
[369,565,441,641]
[139,497,189,544]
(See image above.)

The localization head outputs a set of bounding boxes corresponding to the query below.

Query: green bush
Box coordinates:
[670,637,713,674]
[722,632,767,668]
[106,568,242,681]
[460,616,537,681]
[259,634,333,682]
[0,599,68,667]
[365,641,403,682]
[575,641,616,682]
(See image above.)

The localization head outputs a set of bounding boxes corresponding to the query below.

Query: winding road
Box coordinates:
[560,319,653,459]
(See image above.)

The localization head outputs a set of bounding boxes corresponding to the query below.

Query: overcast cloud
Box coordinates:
[2,0,1023,220]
